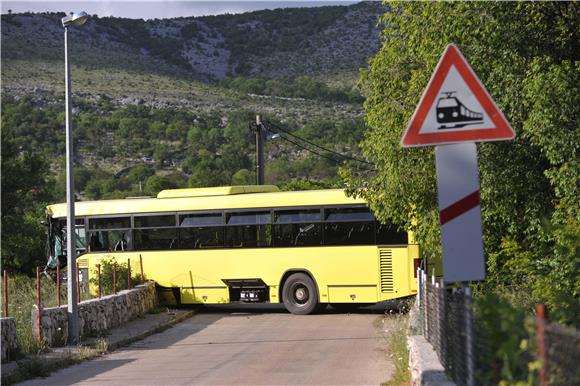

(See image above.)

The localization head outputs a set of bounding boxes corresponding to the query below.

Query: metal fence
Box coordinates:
[416,268,580,386]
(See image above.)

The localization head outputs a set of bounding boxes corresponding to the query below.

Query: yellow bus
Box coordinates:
[46,186,420,314]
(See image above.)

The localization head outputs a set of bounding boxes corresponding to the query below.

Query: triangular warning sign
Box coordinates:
[401,44,515,147]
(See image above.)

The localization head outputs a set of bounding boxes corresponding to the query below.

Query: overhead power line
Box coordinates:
[277,133,351,165]
[263,120,375,166]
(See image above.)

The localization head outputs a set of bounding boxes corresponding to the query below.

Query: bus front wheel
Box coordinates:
[282,273,318,315]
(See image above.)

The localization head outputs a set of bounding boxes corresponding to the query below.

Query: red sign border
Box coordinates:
[401,44,515,147]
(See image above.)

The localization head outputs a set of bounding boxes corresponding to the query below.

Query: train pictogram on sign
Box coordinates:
[436,92,483,130]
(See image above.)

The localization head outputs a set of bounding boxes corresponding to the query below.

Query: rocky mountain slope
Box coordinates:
[1,2,386,96]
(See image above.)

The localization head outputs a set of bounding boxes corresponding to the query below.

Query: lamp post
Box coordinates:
[62,10,88,344]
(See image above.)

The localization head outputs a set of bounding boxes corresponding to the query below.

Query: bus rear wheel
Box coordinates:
[282,273,318,315]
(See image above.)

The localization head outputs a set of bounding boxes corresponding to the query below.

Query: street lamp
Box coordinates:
[62,10,88,344]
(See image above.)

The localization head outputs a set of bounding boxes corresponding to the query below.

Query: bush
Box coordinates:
[89,256,142,296]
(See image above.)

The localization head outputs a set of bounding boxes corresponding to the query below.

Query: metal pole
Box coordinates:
[255,115,264,185]
[36,266,43,341]
[64,25,79,344]
[3,270,8,317]
[113,262,117,294]
[57,265,61,307]
[97,264,101,298]
[464,284,475,386]
[76,262,81,303]
[440,278,447,370]
[139,254,144,284]
[127,258,132,289]
[536,304,548,386]
[423,270,429,342]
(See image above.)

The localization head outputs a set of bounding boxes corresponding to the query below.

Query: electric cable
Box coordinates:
[263,120,374,166]
[276,133,376,172]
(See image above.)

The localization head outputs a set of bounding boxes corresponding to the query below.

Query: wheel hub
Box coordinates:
[295,286,308,302]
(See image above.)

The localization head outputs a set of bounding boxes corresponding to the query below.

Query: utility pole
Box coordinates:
[255,115,265,185]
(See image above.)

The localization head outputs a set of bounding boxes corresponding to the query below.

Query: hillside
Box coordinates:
[1,2,385,206]
[1,2,385,99]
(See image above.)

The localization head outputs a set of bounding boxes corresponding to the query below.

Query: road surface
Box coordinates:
[18,304,397,385]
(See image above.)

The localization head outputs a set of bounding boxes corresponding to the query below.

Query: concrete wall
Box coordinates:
[1,317,18,362]
[32,281,157,346]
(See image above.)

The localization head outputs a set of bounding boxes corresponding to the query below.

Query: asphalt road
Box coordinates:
[17,304,396,385]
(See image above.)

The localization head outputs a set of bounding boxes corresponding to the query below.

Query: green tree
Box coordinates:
[344,2,579,324]
[1,122,54,273]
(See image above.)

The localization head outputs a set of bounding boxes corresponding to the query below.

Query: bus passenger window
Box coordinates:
[88,229,132,252]
[274,209,321,247]
[225,211,271,248]
[133,214,177,251]
[179,212,224,249]
[323,207,374,246]
[376,223,408,244]
[134,228,177,250]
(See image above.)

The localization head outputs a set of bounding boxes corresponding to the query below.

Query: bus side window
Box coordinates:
[225,211,271,248]
[323,207,374,246]
[376,223,408,244]
[274,209,321,247]
[88,216,132,252]
[179,212,224,249]
[134,215,177,251]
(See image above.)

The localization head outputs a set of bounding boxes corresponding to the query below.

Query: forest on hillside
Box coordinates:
[1,94,369,272]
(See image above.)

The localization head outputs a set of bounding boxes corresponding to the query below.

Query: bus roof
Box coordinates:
[46,187,366,218]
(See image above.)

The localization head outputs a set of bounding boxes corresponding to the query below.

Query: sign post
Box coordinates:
[401,44,514,283]
[435,143,484,282]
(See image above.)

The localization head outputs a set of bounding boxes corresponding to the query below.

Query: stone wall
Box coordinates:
[32,281,157,346]
[1,317,18,362]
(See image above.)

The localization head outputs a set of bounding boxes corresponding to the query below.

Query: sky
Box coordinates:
[1,1,359,20]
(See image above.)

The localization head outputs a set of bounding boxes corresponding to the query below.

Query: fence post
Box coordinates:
[439,278,447,370]
[56,265,61,307]
[76,262,81,303]
[139,254,144,284]
[3,270,8,317]
[424,270,429,342]
[464,284,475,386]
[127,258,132,289]
[417,267,422,307]
[434,281,441,358]
[536,304,548,386]
[113,262,117,295]
[36,266,43,341]
[97,264,102,298]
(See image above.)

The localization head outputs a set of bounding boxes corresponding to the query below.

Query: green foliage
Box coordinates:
[279,179,338,191]
[1,101,55,273]
[202,5,349,67]
[89,256,141,295]
[474,293,536,385]
[346,2,579,325]
[219,76,363,103]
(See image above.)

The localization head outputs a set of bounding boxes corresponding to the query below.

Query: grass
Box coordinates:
[0,270,122,358]
[380,309,411,386]
[1,273,62,357]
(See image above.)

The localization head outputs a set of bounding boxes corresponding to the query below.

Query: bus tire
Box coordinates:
[282,273,319,315]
